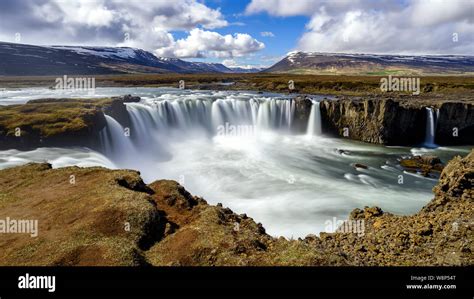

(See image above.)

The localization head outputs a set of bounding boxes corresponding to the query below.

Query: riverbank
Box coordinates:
[0,150,471,266]
[1,73,473,96]
[1,93,472,150]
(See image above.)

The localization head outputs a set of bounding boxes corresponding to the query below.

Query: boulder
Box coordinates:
[400,155,444,177]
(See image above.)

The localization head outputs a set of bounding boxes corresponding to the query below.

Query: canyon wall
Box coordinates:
[0,95,472,150]
[319,98,474,145]
[437,102,474,145]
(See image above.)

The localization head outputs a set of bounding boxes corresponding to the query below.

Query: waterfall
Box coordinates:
[99,96,305,159]
[125,97,296,136]
[424,107,438,147]
[99,115,135,160]
[307,101,322,136]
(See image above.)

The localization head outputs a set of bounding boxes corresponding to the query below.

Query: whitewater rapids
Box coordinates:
[0,88,469,238]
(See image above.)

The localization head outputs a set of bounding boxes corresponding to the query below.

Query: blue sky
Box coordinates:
[0,0,472,68]
[220,2,307,53]
[173,0,311,67]
[167,0,473,67]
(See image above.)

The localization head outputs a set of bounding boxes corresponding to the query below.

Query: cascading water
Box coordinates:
[424,107,438,147]
[1,88,461,238]
[306,101,322,136]
[119,97,296,145]
[99,115,135,161]
[99,96,300,166]
[95,94,441,237]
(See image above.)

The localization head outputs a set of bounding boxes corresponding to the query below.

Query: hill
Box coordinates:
[0,42,243,76]
[265,51,474,75]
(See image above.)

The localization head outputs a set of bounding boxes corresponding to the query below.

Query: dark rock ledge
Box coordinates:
[319,97,474,145]
[0,95,139,150]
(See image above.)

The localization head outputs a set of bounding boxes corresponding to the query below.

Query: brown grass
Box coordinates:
[0,98,112,137]
[1,73,473,96]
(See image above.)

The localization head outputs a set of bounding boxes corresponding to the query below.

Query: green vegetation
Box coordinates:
[0,98,112,137]
[1,73,473,96]
[364,70,413,76]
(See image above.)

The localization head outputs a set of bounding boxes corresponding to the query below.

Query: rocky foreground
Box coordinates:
[0,150,472,266]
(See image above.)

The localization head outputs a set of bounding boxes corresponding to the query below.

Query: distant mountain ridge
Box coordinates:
[265,51,474,75]
[2,42,472,76]
[0,42,260,76]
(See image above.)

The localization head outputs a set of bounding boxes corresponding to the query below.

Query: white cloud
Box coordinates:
[222,59,238,67]
[47,0,228,30]
[52,0,116,27]
[0,0,267,59]
[154,28,265,58]
[246,0,317,17]
[246,0,474,54]
[246,0,404,17]
[260,31,275,37]
[408,0,474,27]
[222,59,268,69]
[118,29,175,52]
[144,0,228,30]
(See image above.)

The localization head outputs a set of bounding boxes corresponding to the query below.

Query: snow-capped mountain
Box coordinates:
[0,42,245,76]
[265,51,474,75]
